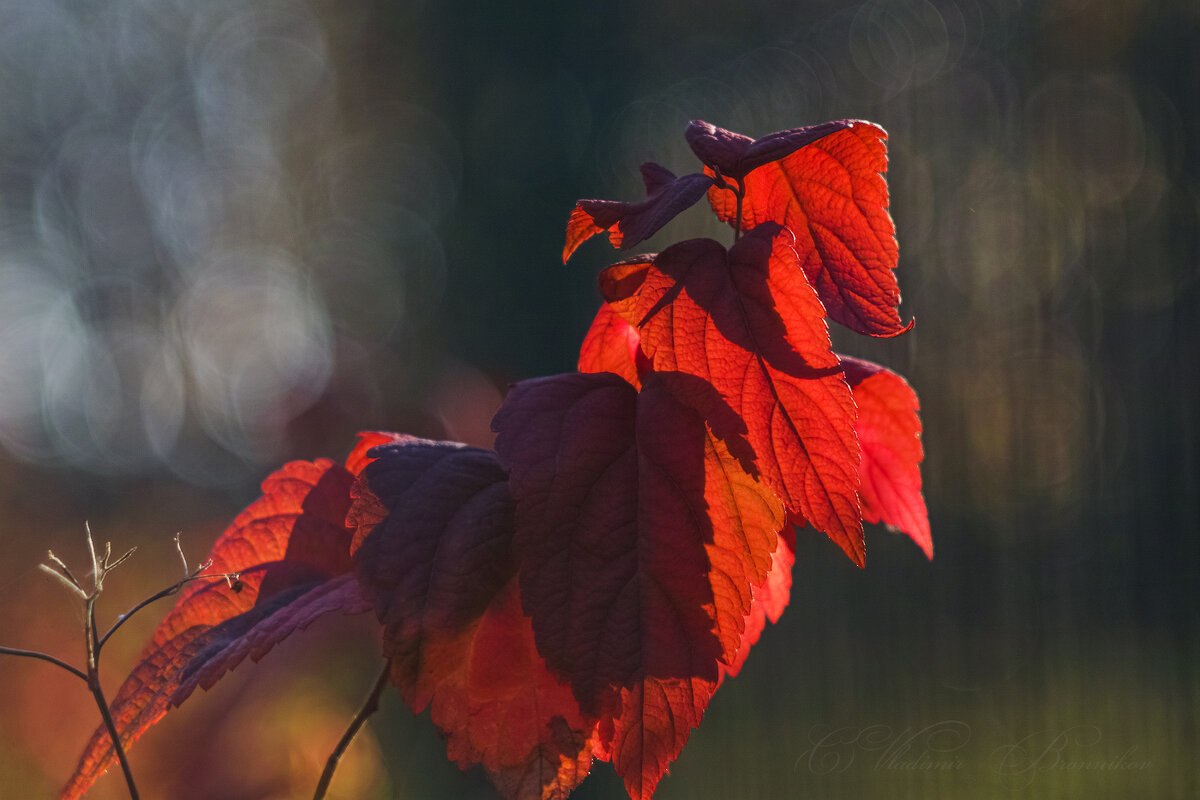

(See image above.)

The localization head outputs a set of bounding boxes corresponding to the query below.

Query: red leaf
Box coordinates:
[706,122,909,337]
[346,430,412,476]
[577,302,642,388]
[685,118,853,181]
[842,357,932,558]
[563,164,712,262]
[492,371,783,798]
[352,438,596,800]
[720,530,795,680]
[346,432,428,555]
[603,676,716,800]
[409,580,597,800]
[606,226,866,566]
[597,255,654,305]
[353,438,516,703]
[62,455,368,800]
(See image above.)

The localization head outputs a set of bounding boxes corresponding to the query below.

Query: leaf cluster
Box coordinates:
[53,119,930,800]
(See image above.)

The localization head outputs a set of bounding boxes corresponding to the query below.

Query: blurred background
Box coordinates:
[0,0,1196,797]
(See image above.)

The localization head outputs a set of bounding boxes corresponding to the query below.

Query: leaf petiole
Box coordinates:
[733,184,745,242]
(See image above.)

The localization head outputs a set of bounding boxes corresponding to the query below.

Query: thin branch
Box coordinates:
[4,522,169,800]
[39,562,89,599]
[86,650,140,800]
[46,550,85,593]
[98,570,241,650]
[312,659,392,800]
[80,574,139,800]
[85,522,101,591]
[97,584,182,650]
[107,546,138,573]
[0,645,89,682]
[89,596,102,662]
[173,532,189,575]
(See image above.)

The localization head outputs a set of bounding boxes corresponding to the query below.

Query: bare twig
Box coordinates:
[0,645,89,681]
[1,527,239,800]
[39,561,89,599]
[85,523,100,588]
[46,550,84,591]
[106,546,138,574]
[312,659,393,800]
[173,532,189,575]
[98,568,240,650]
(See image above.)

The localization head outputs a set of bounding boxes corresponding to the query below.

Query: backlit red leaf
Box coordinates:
[577,302,642,388]
[352,438,516,702]
[407,579,597,800]
[563,164,712,262]
[492,371,783,798]
[352,438,596,800]
[605,226,866,566]
[603,675,717,800]
[842,357,931,558]
[597,256,654,305]
[706,122,907,337]
[62,450,373,800]
[346,430,412,476]
[720,530,795,680]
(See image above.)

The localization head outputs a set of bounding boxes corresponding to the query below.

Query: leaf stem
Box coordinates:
[733,183,745,243]
[313,659,392,800]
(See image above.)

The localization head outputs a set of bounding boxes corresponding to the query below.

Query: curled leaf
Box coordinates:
[563,164,712,262]
[685,118,853,181]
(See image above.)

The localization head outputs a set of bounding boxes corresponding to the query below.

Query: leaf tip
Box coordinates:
[878,315,916,339]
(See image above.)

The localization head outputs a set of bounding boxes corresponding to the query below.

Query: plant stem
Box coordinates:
[0,646,89,681]
[313,659,392,800]
[0,528,220,799]
[87,668,140,800]
[86,595,140,800]
[734,183,745,242]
